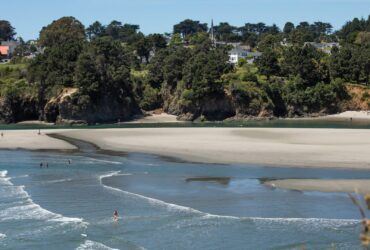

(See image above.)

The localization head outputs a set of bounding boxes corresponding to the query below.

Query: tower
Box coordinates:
[210,19,216,46]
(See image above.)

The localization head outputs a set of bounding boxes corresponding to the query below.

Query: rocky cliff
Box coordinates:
[44,88,141,124]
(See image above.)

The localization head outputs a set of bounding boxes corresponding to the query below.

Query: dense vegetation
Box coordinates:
[0,16,369,123]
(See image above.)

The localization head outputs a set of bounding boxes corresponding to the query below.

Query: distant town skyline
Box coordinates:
[3,0,370,40]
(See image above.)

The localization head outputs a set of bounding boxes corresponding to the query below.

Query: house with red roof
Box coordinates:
[0,45,10,57]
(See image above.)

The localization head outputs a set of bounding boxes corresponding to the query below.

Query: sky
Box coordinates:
[3,0,370,40]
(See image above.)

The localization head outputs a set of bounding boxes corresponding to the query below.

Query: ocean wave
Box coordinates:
[0,170,12,186]
[0,233,6,239]
[99,171,361,228]
[0,170,8,178]
[76,240,119,250]
[202,214,359,226]
[0,185,29,199]
[0,170,88,227]
[99,171,202,215]
[0,200,87,227]
[84,157,123,165]
[10,174,29,179]
[42,178,73,184]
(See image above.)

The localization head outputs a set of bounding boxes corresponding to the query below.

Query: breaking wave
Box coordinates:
[99,171,360,227]
[76,240,119,250]
[0,169,87,227]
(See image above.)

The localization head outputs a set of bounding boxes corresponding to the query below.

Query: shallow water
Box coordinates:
[0,149,367,250]
[1,118,370,130]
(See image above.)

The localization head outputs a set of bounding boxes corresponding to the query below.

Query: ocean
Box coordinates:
[0,147,367,250]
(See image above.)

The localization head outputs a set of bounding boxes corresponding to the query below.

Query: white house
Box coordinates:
[229,47,248,64]
[228,47,262,64]
[304,42,340,54]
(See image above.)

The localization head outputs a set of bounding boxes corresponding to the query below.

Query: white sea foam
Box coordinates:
[85,157,122,165]
[99,171,361,228]
[0,170,12,186]
[0,200,87,227]
[0,170,88,227]
[76,240,119,250]
[0,170,8,178]
[203,214,359,225]
[43,178,73,184]
[0,233,6,239]
[99,171,208,215]
[10,174,29,179]
[0,185,29,199]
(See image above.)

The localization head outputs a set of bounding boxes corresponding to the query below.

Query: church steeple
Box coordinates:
[210,19,216,46]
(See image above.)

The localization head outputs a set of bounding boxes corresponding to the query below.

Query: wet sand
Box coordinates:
[1,127,370,169]
[55,127,370,169]
[265,179,370,194]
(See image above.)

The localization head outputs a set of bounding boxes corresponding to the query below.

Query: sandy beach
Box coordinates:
[124,113,182,123]
[1,127,369,169]
[0,129,76,150]
[50,127,370,169]
[326,111,370,120]
[265,179,370,194]
[1,127,370,194]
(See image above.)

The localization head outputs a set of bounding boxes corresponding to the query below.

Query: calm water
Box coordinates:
[0,148,367,250]
[1,118,370,130]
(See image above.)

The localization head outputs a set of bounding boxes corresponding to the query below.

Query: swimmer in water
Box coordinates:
[113,210,119,222]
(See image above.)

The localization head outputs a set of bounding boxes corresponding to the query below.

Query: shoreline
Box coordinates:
[56,127,370,170]
[1,111,369,129]
[1,128,370,195]
[0,127,370,169]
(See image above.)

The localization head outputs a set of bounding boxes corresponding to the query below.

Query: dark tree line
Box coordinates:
[0,20,16,41]
[1,15,369,123]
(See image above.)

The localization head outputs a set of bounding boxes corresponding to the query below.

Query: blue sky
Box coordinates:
[3,0,370,40]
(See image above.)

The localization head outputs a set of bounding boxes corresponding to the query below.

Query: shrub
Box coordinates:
[140,84,161,110]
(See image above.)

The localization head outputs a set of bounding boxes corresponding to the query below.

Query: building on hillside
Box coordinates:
[229,47,248,64]
[304,42,340,54]
[228,47,262,64]
[0,46,10,58]
[0,40,21,58]
[246,51,262,64]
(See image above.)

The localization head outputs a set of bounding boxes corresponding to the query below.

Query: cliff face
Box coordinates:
[44,88,141,124]
[344,84,370,111]
[0,96,38,124]
[162,90,235,121]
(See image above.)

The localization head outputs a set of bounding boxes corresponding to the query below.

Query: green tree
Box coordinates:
[283,22,295,34]
[0,20,16,41]
[258,34,281,52]
[169,33,183,46]
[75,37,131,98]
[86,21,105,40]
[256,49,280,79]
[173,19,208,38]
[104,21,141,43]
[214,22,239,42]
[148,33,167,51]
[182,42,230,101]
[39,16,85,47]
[135,36,152,63]
[28,16,86,118]
[281,45,328,86]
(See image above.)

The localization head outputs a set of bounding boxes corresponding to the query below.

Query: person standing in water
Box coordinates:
[113,210,119,222]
